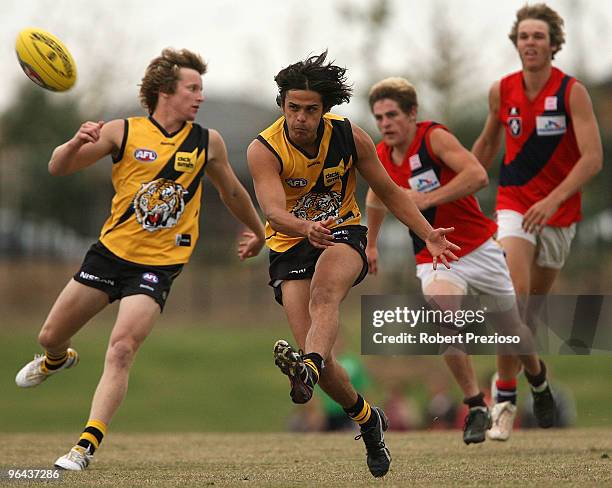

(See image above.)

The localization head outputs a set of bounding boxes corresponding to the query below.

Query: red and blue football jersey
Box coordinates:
[497,67,581,226]
[377,121,497,264]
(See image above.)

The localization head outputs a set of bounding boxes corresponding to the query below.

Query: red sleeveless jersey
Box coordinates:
[497,67,581,226]
[377,121,497,264]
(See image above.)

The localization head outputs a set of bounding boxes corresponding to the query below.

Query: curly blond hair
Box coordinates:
[139,48,207,114]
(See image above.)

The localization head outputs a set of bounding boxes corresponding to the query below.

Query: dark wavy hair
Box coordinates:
[274,50,353,112]
[139,48,207,114]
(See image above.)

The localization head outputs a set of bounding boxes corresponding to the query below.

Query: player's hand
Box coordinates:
[237,231,265,260]
[405,189,431,211]
[425,227,460,270]
[366,245,379,275]
[73,121,105,146]
[306,217,335,249]
[522,197,560,234]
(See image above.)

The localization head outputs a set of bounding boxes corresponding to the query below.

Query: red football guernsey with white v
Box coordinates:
[377,121,497,265]
[497,67,581,226]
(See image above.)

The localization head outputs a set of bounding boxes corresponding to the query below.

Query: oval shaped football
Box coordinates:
[15,27,77,92]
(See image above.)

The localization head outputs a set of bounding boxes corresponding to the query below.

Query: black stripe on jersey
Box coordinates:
[309,118,355,195]
[103,124,209,236]
[183,128,209,206]
[499,75,571,187]
[408,122,441,255]
[334,118,358,205]
[342,118,359,163]
[112,119,129,164]
[256,135,284,173]
[153,124,206,182]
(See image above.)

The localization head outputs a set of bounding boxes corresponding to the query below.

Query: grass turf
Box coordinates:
[0,429,611,487]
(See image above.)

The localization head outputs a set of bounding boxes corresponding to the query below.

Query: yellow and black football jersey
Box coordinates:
[99,116,209,265]
[257,113,361,253]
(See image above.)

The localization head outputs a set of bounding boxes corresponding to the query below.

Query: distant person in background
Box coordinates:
[472,3,603,440]
[383,384,421,432]
[15,48,265,470]
[365,76,554,445]
[247,50,459,478]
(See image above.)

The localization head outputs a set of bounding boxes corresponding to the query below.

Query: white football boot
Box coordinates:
[488,401,517,441]
[15,348,79,388]
[54,445,93,471]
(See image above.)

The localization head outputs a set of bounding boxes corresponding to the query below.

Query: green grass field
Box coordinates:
[2,320,612,433]
[1,430,611,487]
[2,318,612,486]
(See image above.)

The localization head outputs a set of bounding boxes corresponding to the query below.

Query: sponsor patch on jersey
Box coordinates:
[544,96,558,111]
[175,234,192,247]
[174,148,197,173]
[323,158,348,186]
[408,168,441,193]
[285,178,308,188]
[142,272,159,284]
[134,148,157,162]
[508,117,522,137]
[409,154,422,170]
[536,115,566,136]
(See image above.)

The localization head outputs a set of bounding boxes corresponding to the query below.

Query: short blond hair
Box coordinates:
[368,77,418,114]
[509,3,565,59]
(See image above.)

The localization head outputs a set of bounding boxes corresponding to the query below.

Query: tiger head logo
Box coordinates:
[291,191,341,222]
[134,178,187,232]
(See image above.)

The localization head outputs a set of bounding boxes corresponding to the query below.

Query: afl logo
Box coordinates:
[142,272,159,284]
[285,178,308,188]
[134,148,158,162]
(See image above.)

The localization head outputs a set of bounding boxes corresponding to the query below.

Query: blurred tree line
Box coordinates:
[1,0,610,266]
[0,84,112,235]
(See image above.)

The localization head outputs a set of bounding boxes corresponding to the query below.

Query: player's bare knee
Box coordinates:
[106,340,137,370]
[309,285,340,310]
[38,327,61,350]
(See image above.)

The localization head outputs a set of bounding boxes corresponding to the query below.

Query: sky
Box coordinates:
[2,0,612,122]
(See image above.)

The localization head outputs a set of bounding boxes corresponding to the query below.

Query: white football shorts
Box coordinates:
[416,238,516,312]
[496,209,576,269]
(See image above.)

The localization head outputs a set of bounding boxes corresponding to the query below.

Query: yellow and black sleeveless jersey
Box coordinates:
[99,116,209,265]
[257,113,361,253]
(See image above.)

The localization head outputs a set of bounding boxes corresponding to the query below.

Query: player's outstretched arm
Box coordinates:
[472,81,503,170]
[353,123,459,269]
[247,139,334,249]
[48,119,124,176]
[206,129,265,260]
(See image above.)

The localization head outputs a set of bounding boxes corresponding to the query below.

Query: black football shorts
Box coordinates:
[73,241,183,311]
[268,225,368,305]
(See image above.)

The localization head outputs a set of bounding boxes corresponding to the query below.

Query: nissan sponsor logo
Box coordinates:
[79,271,115,286]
